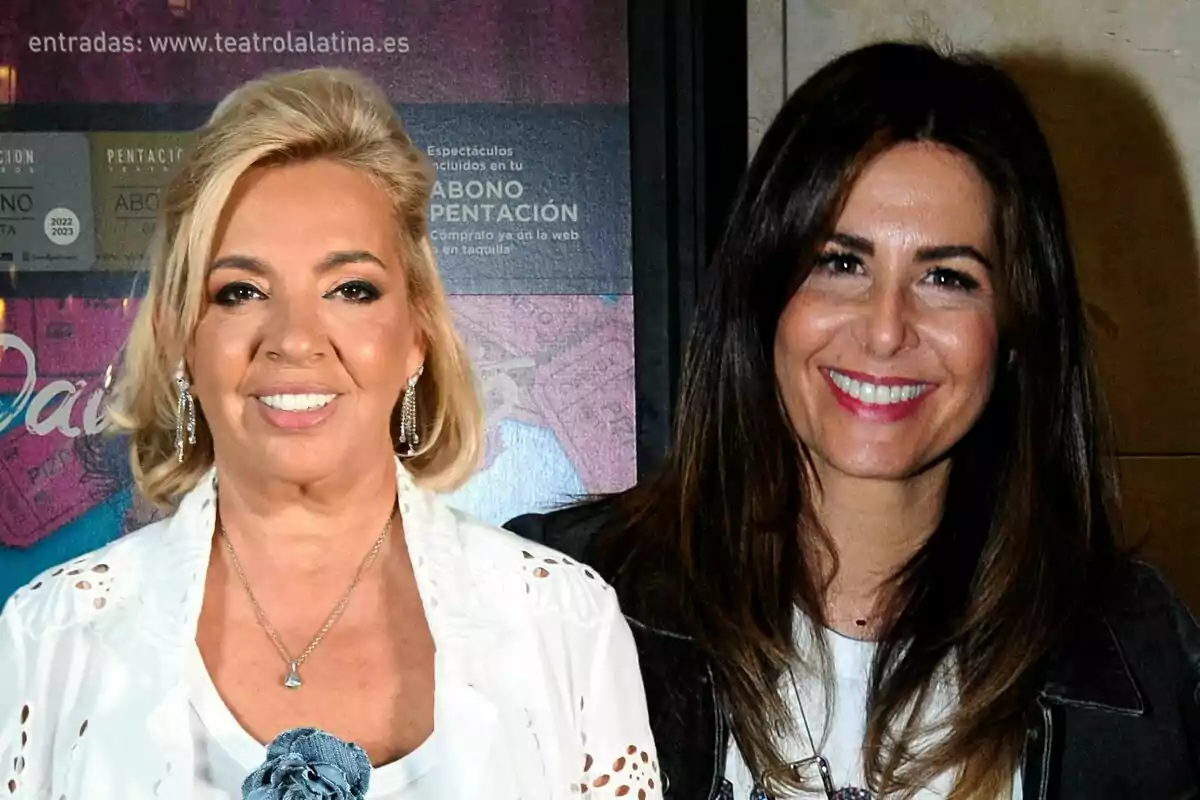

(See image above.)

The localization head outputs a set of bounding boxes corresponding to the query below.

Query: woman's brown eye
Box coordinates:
[213,283,264,305]
[329,280,380,303]
[813,251,864,276]
[925,268,980,292]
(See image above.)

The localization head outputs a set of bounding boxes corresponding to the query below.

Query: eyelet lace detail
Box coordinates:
[520,550,600,582]
[4,705,31,794]
[11,557,116,624]
[515,547,613,625]
[576,746,662,798]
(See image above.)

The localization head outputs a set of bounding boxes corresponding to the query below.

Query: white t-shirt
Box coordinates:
[724,621,1023,798]
[187,643,437,799]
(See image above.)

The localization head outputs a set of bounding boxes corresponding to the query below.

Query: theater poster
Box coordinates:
[0,0,633,601]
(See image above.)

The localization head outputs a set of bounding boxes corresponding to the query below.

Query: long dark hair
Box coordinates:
[594,42,1121,797]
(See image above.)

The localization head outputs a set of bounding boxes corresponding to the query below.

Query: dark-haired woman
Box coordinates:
[507,42,1200,799]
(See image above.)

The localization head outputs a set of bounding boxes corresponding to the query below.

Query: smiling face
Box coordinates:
[774,141,1001,482]
[188,158,424,485]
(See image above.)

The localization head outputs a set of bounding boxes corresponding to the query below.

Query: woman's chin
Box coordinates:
[814,445,942,483]
[237,445,392,486]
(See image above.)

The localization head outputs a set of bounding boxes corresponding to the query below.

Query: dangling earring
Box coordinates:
[397,365,424,457]
[174,362,197,462]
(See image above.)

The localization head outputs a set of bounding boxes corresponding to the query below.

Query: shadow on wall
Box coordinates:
[999,51,1200,609]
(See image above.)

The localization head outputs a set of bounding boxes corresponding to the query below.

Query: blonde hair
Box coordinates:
[107,67,483,508]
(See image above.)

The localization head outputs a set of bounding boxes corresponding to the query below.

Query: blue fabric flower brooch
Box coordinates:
[242,727,372,800]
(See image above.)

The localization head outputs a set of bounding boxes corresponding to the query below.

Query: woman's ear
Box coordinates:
[407,329,428,381]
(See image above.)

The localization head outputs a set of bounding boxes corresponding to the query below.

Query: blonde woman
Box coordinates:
[0,68,660,800]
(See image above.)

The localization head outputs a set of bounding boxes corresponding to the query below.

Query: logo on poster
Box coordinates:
[0,333,108,438]
[0,148,35,167]
[44,207,80,245]
[106,147,185,169]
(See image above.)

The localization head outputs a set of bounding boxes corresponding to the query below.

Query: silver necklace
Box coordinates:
[750,665,874,800]
[218,511,393,689]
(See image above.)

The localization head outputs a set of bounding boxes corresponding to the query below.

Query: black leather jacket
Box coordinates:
[504,505,1200,799]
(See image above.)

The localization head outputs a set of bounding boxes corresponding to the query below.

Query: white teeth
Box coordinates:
[828,370,927,405]
[257,393,337,412]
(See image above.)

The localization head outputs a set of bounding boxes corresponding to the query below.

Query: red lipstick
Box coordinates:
[822,369,932,423]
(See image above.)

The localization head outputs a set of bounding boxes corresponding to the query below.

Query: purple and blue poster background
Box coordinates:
[0,0,634,602]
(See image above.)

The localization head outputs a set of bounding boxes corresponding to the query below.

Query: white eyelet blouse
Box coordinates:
[0,458,663,800]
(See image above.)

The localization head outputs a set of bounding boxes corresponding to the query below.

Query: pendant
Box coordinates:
[283,661,303,689]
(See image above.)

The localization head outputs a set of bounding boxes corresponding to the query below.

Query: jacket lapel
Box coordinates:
[393,460,543,798]
[65,471,216,799]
